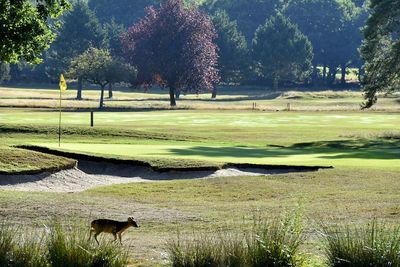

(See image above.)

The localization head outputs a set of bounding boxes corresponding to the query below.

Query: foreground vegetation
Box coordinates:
[0,221,128,267]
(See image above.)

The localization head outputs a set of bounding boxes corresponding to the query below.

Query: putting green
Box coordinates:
[40,142,400,170]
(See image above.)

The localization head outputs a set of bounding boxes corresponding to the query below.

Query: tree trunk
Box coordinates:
[76,77,83,100]
[312,65,318,87]
[327,66,337,86]
[175,89,180,100]
[272,74,279,91]
[169,87,176,106]
[99,85,105,109]
[341,64,346,84]
[108,83,113,99]
[211,87,217,99]
[322,65,327,81]
[358,65,364,83]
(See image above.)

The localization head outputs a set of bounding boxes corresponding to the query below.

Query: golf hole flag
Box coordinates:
[58,74,67,147]
[59,74,67,92]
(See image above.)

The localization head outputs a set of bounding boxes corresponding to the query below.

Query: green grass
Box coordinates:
[0,221,128,267]
[0,146,76,174]
[0,88,399,265]
[1,86,399,111]
[168,212,304,267]
[1,108,399,172]
[322,220,400,266]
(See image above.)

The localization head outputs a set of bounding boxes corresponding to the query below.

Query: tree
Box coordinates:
[205,0,285,41]
[89,0,160,27]
[284,0,363,85]
[252,14,313,90]
[103,19,126,98]
[0,63,11,84]
[0,0,70,64]
[47,1,105,99]
[211,9,249,85]
[361,0,400,108]
[68,47,136,109]
[122,0,219,106]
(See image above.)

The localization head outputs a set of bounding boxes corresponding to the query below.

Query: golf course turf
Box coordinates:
[0,88,399,265]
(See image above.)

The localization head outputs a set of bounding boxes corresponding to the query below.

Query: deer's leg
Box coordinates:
[112,231,117,242]
[88,229,94,241]
[118,232,122,245]
[94,233,100,245]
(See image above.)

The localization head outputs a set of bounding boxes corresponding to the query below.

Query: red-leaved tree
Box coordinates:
[121,0,219,106]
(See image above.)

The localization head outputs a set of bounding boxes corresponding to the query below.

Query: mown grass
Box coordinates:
[0,146,76,174]
[1,108,400,173]
[1,87,399,111]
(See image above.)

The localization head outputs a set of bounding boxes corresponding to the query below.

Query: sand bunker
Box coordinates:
[0,160,302,193]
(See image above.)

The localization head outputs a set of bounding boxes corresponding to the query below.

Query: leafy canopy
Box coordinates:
[0,0,70,63]
[252,13,313,89]
[122,0,219,105]
[361,0,400,108]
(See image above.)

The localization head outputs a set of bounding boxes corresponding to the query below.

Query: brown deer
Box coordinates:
[89,217,139,245]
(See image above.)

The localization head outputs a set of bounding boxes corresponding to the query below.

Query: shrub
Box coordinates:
[322,220,400,267]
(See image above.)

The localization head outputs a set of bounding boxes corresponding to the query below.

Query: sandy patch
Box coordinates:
[0,161,288,193]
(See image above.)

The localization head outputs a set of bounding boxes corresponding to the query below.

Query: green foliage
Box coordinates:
[168,212,304,267]
[0,0,70,64]
[205,0,285,41]
[68,47,136,108]
[103,19,126,59]
[46,1,105,80]
[322,220,400,266]
[284,0,364,84]
[361,0,400,108]
[0,224,47,267]
[0,221,128,267]
[252,13,313,89]
[68,47,136,84]
[211,10,249,83]
[89,0,161,26]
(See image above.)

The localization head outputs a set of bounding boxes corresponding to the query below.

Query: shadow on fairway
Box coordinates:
[167,138,400,160]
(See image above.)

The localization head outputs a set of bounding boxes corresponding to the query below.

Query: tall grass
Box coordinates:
[168,213,304,267]
[0,221,128,267]
[47,221,128,267]
[322,220,400,267]
[0,225,46,267]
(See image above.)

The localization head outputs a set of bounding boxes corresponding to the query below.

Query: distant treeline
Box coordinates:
[0,0,368,89]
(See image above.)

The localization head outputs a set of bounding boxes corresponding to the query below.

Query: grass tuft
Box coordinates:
[322,220,400,267]
[0,221,128,267]
[168,212,304,267]
[46,220,128,267]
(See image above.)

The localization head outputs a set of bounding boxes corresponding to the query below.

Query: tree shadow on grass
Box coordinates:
[167,138,400,160]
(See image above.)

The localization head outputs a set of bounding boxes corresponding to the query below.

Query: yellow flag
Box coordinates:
[59,74,67,92]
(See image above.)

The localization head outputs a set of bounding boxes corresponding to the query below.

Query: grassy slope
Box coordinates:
[0,146,76,174]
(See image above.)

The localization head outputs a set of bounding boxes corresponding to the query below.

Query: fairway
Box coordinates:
[0,108,399,170]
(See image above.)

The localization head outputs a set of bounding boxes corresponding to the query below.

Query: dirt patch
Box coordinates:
[0,160,307,193]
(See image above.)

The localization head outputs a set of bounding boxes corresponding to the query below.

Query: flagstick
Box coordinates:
[58,88,62,147]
